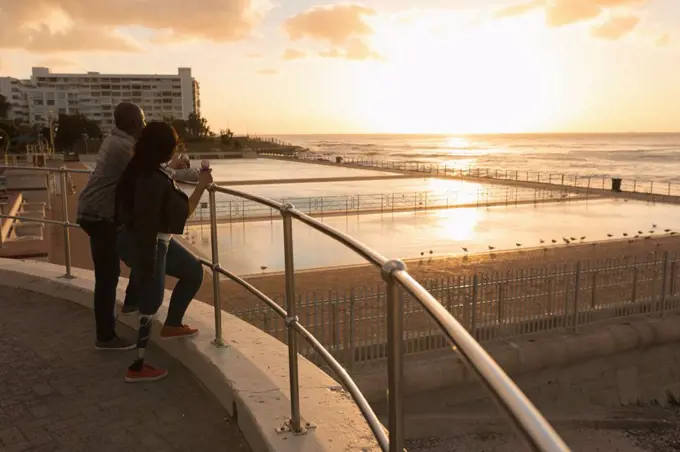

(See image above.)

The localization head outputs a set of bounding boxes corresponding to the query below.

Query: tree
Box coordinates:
[0,95,11,119]
[0,120,19,139]
[54,114,102,151]
[220,128,234,146]
[186,113,210,139]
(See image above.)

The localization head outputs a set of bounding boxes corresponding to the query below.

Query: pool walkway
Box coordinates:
[0,286,250,452]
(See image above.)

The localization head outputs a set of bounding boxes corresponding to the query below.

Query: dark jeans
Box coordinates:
[80,220,138,342]
[117,229,203,325]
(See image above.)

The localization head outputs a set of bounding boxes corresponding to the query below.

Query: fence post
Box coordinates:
[382,260,406,452]
[59,168,73,278]
[660,251,669,314]
[280,203,304,434]
[497,283,503,325]
[208,187,226,347]
[671,261,677,299]
[668,182,672,196]
[591,271,598,309]
[650,181,654,194]
[572,261,581,332]
[633,180,636,193]
[348,289,356,370]
[471,275,478,338]
[632,267,638,304]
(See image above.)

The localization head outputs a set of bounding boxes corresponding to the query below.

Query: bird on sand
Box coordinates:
[516,243,522,248]
[260,266,268,272]
[638,231,644,234]
[581,236,586,240]
[607,234,613,238]
[623,233,628,237]
[488,246,495,251]
[653,224,657,228]
[552,239,557,244]
[665,229,672,233]
[570,237,577,241]
[563,238,570,244]
[462,247,468,254]
[540,239,545,244]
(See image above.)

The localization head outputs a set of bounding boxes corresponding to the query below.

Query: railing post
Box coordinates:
[471,274,478,338]
[660,251,669,314]
[280,203,305,434]
[572,261,581,332]
[382,259,407,452]
[208,187,226,347]
[59,168,73,278]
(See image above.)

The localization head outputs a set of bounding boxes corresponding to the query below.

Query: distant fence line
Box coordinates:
[189,185,584,224]
[234,250,680,370]
[260,151,680,198]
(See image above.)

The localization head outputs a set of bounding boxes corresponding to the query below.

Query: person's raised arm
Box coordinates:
[187,169,213,217]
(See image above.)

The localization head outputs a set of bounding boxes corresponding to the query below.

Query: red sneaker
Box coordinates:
[125,364,168,383]
[160,324,199,340]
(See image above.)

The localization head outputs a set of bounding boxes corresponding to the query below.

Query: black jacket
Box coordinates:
[116,168,190,281]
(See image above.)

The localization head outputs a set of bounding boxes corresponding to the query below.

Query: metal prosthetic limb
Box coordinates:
[129,314,153,371]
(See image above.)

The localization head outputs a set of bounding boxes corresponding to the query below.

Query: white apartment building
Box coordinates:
[0,67,200,134]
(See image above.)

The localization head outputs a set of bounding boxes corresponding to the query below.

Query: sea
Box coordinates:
[278,134,680,184]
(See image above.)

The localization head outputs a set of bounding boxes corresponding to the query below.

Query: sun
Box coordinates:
[349,10,575,134]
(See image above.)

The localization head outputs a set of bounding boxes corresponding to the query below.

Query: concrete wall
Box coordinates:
[356,311,680,435]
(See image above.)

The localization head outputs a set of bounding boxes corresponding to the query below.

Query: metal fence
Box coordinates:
[266,151,680,198]
[190,185,583,223]
[236,251,680,370]
[0,164,569,452]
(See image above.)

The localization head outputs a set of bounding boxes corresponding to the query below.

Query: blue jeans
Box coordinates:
[117,229,203,325]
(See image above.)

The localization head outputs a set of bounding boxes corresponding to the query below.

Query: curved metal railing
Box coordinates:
[0,163,570,451]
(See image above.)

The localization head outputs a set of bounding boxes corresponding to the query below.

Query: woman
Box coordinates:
[116,121,212,382]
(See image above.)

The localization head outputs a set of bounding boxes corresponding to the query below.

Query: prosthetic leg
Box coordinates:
[125,314,169,382]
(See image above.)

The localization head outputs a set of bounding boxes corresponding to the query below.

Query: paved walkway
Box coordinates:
[0,287,251,452]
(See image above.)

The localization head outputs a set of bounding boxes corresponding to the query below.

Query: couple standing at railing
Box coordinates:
[77,102,213,382]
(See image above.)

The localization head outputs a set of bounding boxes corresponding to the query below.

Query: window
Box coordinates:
[58,108,66,114]
[132,91,142,97]
[33,99,44,105]
[46,100,55,106]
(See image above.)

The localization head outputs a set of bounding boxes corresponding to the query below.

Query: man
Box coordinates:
[78,103,203,351]
[77,103,145,350]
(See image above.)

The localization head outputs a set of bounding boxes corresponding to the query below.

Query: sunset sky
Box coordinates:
[1,0,679,134]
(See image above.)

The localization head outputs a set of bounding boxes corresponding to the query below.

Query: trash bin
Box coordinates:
[611,178,622,193]
[336,156,343,164]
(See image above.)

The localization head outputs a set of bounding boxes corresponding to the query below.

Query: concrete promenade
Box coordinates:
[0,286,250,452]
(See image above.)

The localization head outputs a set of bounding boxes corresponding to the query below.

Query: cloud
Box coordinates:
[656,33,670,47]
[256,68,279,75]
[283,3,380,60]
[590,15,640,40]
[495,0,647,27]
[0,0,272,52]
[282,48,306,61]
[246,53,263,58]
[494,0,544,19]
[36,57,78,69]
[319,39,380,61]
